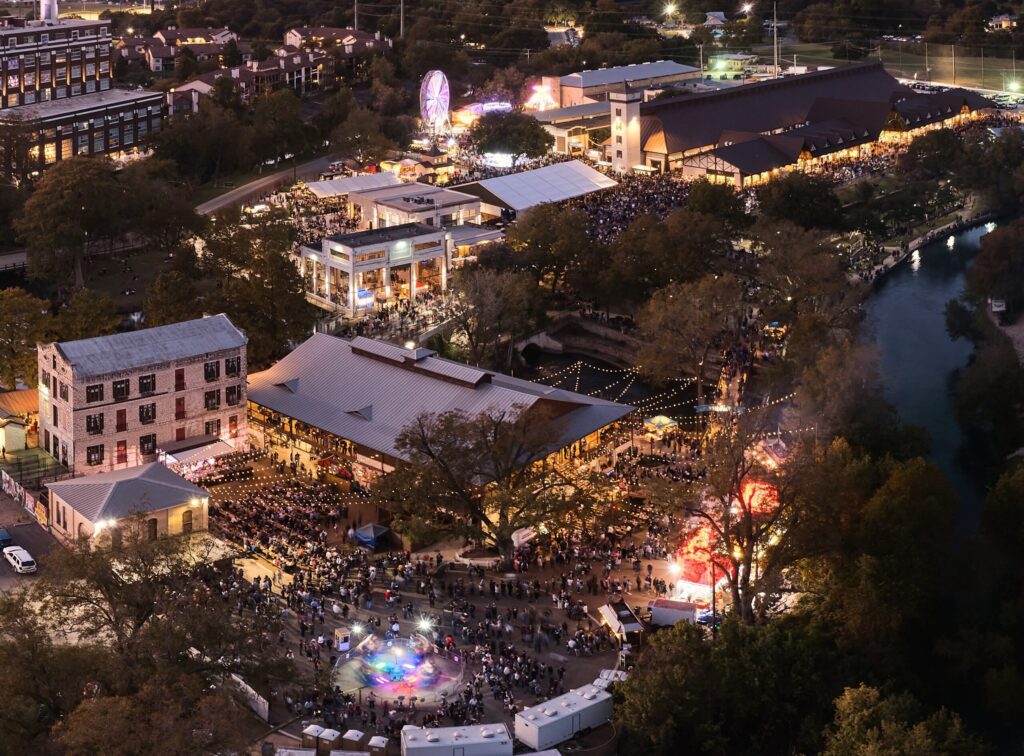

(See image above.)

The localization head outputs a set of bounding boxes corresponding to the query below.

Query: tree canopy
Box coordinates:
[0,287,51,389]
[0,522,297,754]
[373,407,614,561]
[467,111,554,164]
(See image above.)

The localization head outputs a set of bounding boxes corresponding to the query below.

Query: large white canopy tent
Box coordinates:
[456,160,617,215]
[303,173,402,199]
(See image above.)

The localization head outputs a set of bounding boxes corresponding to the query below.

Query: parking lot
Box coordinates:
[0,491,58,589]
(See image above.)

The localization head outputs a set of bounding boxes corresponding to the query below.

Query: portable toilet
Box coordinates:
[302,724,324,748]
[343,729,365,750]
[318,728,341,755]
[368,734,389,755]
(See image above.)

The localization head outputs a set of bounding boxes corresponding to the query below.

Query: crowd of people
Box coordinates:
[211,477,348,573]
[567,171,691,243]
[258,185,358,246]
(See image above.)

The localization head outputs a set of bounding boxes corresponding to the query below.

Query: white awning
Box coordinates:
[304,173,402,199]
[164,439,234,465]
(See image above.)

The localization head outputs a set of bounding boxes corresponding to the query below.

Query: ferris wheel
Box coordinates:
[419,70,450,134]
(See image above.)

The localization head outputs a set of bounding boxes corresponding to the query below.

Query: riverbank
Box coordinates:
[855,210,995,285]
[863,223,988,510]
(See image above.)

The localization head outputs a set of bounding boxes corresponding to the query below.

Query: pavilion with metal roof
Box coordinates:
[246,334,633,479]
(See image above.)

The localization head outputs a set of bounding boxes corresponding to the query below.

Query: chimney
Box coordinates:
[40,0,58,23]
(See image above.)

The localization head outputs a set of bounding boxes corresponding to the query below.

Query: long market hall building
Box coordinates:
[246,334,633,489]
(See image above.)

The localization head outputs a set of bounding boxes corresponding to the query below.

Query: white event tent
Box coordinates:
[304,173,402,199]
[456,160,617,216]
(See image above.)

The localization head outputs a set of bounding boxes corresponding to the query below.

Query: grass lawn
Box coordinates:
[756,41,1022,92]
[84,247,173,314]
[190,167,267,206]
[887,210,963,246]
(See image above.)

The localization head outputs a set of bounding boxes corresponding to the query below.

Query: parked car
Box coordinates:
[0,528,12,549]
[3,546,36,574]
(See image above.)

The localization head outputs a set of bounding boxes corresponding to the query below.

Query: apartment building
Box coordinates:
[0,3,164,173]
[37,314,248,475]
[167,51,331,114]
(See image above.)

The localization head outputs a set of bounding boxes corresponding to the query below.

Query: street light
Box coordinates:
[417,618,433,632]
[663,2,677,17]
[352,623,366,635]
[741,3,753,13]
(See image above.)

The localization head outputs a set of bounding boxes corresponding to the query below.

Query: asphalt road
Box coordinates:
[195,154,337,216]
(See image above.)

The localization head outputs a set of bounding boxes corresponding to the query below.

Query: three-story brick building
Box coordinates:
[37,314,248,475]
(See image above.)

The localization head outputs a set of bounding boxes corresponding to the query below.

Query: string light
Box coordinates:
[613,373,637,402]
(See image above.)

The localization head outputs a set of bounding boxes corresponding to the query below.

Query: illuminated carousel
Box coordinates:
[333,632,464,704]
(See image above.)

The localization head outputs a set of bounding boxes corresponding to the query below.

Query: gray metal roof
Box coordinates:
[248,335,633,461]
[47,462,208,523]
[54,314,247,379]
[562,60,698,89]
[530,101,609,124]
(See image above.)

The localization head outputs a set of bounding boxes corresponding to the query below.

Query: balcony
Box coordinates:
[175,411,186,420]
[116,423,127,433]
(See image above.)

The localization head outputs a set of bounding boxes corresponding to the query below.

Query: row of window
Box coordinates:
[0,26,107,49]
[3,77,113,108]
[84,387,242,432]
[87,434,156,464]
[85,419,230,466]
[85,359,242,404]
[4,61,106,88]
[33,119,158,164]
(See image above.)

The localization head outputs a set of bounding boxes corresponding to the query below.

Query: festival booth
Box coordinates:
[647,598,697,627]
[355,522,389,549]
[597,599,646,645]
[380,157,432,181]
[643,415,678,438]
[514,685,613,751]
[401,724,512,756]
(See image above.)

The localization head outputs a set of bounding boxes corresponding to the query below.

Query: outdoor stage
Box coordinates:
[333,633,465,706]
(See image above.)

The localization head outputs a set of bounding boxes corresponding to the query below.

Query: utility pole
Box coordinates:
[354,0,358,31]
[400,0,405,38]
[952,44,956,85]
[925,42,929,81]
[772,1,779,78]
[698,42,704,76]
[981,46,985,89]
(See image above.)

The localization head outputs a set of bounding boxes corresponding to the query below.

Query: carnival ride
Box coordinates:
[419,70,451,137]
